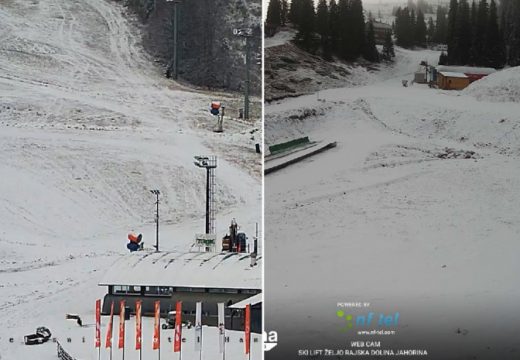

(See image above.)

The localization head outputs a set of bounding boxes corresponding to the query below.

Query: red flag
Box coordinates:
[153,301,160,350]
[105,301,114,349]
[118,300,125,349]
[245,304,251,354]
[135,300,142,351]
[173,301,182,352]
[95,299,101,348]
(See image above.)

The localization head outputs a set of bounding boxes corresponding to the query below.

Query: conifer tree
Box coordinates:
[475,0,489,65]
[281,0,289,26]
[266,0,282,29]
[294,0,316,51]
[350,0,366,58]
[364,20,380,62]
[484,0,504,67]
[434,6,448,44]
[456,0,471,64]
[469,0,478,64]
[427,17,436,43]
[415,9,427,46]
[382,30,395,60]
[447,0,459,63]
[289,0,302,25]
[329,0,340,55]
[500,0,520,65]
[316,0,331,59]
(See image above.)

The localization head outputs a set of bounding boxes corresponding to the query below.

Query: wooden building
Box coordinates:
[437,71,470,90]
[435,65,496,84]
[369,21,393,45]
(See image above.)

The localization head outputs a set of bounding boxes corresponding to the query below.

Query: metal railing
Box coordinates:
[57,341,76,360]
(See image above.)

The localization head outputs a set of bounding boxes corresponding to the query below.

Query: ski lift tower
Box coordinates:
[194,156,217,251]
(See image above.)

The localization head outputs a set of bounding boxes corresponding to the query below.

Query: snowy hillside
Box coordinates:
[265,47,520,358]
[264,32,378,102]
[464,66,520,103]
[0,0,261,359]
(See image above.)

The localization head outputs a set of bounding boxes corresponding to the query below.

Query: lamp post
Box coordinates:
[193,156,217,234]
[150,190,160,252]
[233,27,253,120]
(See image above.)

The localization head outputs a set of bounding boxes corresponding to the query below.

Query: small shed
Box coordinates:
[437,71,470,90]
[414,72,427,84]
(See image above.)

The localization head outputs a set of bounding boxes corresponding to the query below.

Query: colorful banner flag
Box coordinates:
[174,301,182,352]
[105,301,114,349]
[95,299,101,348]
[118,300,125,349]
[218,302,225,353]
[153,301,160,350]
[245,304,251,355]
[135,300,142,351]
[195,302,202,351]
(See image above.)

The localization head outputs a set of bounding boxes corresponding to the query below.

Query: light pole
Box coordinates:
[150,190,160,252]
[233,28,253,120]
[193,156,217,234]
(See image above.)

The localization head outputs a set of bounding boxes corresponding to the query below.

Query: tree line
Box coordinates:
[265,0,395,62]
[443,0,505,68]
[500,0,520,66]
[394,7,428,47]
[393,1,449,48]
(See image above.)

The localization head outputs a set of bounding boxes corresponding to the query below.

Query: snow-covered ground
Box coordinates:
[265,47,520,358]
[265,28,298,49]
[464,65,520,103]
[12,318,261,360]
[0,1,261,359]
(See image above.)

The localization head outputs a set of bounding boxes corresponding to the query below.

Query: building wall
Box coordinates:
[101,291,262,333]
[437,74,470,90]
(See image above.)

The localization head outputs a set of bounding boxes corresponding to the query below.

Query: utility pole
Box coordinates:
[150,190,160,251]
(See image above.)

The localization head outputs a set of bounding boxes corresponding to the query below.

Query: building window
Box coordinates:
[241,289,259,294]
[209,288,238,294]
[176,287,206,293]
[114,286,129,294]
[113,285,141,295]
[145,286,173,296]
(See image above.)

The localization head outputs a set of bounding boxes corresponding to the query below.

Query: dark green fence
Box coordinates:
[268,137,310,155]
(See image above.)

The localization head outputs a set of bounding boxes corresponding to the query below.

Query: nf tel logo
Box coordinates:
[337,310,399,331]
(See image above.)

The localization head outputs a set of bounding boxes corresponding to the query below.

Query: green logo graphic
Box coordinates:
[336,310,399,331]
[336,310,353,331]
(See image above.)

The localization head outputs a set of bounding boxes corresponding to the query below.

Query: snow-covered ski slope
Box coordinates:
[0,1,261,359]
[265,47,520,359]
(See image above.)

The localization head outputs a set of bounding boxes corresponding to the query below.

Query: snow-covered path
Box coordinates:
[0,1,261,359]
[265,48,520,359]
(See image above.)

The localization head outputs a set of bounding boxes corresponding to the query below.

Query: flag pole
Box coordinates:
[122,319,125,360]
